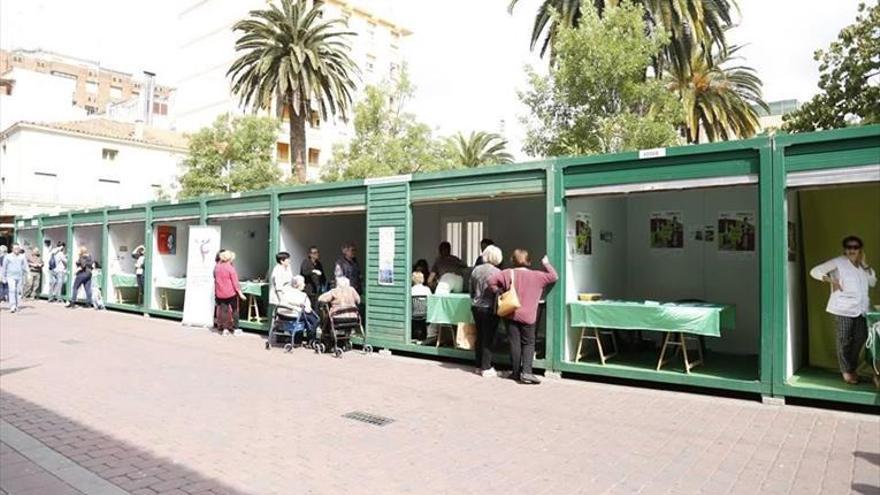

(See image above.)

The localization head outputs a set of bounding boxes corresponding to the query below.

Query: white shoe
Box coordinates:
[233,329,243,336]
[222,329,231,336]
[10,308,17,314]
[481,368,498,378]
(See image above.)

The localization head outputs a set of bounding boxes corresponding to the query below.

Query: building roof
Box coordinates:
[0,118,189,150]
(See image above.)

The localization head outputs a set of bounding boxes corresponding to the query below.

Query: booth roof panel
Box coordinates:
[781,136,880,173]
[40,215,69,228]
[278,186,366,211]
[206,194,271,217]
[410,169,546,202]
[557,136,766,170]
[775,124,880,147]
[152,202,202,220]
[107,207,147,223]
[71,211,104,225]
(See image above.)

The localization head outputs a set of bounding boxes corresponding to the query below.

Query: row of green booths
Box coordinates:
[14,126,880,407]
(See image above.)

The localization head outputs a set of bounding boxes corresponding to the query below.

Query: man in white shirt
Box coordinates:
[810,235,877,386]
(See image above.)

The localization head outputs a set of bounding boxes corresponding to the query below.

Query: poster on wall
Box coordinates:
[182,225,222,328]
[378,226,395,286]
[157,225,177,255]
[575,213,592,255]
[649,211,684,249]
[717,212,756,252]
[787,221,798,262]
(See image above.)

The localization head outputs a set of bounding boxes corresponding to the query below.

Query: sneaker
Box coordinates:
[519,373,541,385]
[233,329,243,336]
[222,329,231,336]
[10,308,17,314]
[481,368,498,378]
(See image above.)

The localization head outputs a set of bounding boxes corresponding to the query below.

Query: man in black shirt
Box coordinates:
[300,245,326,297]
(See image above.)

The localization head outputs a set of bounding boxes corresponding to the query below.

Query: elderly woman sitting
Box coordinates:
[318,276,361,313]
[277,275,318,335]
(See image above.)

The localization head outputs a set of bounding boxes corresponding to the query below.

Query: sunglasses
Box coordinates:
[844,245,861,250]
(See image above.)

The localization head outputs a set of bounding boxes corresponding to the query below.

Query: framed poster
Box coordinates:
[650,211,684,249]
[157,225,177,255]
[575,213,592,255]
[718,212,756,252]
[182,225,222,328]
[378,226,395,286]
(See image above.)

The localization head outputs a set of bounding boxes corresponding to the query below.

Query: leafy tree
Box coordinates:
[507,0,737,73]
[179,115,281,198]
[667,44,768,143]
[228,0,358,182]
[783,2,879,132]
[450,131,514,167]
[323,70,457,181]
[519,2,682,157]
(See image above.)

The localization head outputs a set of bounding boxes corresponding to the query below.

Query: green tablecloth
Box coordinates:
[241,281,267,297]
[156,276,186,290]
[867,311,880,371]
[569,300,735,337]
[427,293,474,325]
[111,273,138,288]
[867,311,880,327]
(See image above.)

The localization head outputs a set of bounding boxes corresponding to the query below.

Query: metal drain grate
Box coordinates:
[60,340,83,345]
[342,411,394,427]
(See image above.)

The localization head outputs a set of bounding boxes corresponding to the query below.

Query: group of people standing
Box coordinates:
[412,239,558,385]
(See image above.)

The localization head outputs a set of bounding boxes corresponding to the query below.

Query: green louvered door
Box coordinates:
[365,182,410,347]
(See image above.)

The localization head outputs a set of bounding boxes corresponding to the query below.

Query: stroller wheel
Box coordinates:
[333,347,343,358]
[283,343,293,353]
[363,344,373,354]
[264,341,271,350]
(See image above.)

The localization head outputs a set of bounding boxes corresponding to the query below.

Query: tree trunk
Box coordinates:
[288,102,307,183]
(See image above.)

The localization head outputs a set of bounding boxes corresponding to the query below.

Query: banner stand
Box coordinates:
[182,225,221,328]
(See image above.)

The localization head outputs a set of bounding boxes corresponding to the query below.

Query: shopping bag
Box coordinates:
[455,323,477,350]
[496,270,521,317]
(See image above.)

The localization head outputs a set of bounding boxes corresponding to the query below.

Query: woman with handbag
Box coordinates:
[470,245,503,377]
[489,249,557,384]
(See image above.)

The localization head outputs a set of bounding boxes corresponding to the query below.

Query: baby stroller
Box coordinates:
[265,311,316,353]
[316,304,372,358]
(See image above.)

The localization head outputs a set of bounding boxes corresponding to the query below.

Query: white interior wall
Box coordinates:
[208,216,270,280]
[41,227,66,294]
[279,213,366,281]
[72,224,103,300]
[565,186,760,356]
[785,191,805,377]
[150,220,195,309]
[107,222,145,304]
[14,229,38,251]
[412,196,547,268]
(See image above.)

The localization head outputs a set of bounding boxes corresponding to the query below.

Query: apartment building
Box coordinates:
[0,48,173,124]
[174,0,411,180]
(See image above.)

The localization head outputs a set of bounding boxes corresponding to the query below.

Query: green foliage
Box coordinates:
[667,44,769,143]
[450,131,514,167]
[519,2,682,157]
[228,0,358,181]
[179,115,281,198]
[783,2,880,132]
[323,70,457,181]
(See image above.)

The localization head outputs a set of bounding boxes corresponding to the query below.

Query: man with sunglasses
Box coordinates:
[810,235,877,386]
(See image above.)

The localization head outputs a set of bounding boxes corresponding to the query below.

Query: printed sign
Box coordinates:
[182,225,222,328]
[650,211,684,249]
[378,226,395,286]
[718,212,756,252]
[575,213,592,255]
[157,225,177,255]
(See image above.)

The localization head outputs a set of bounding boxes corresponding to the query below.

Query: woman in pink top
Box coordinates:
[489,249,558,385]
[214,250,245,335]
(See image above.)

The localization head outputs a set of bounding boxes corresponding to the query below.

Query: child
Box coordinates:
[91,261,106,310]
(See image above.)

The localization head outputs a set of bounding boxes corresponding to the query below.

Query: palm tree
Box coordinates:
[507,0,737,71]
[666,45,769,143]
[228,0,359,182]
[451,131,514,167]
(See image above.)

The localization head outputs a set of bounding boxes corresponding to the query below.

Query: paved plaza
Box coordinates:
[0,301,878,494]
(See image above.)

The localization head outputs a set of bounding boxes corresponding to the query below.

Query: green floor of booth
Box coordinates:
[785,367,879,405]
[560,349,762,393]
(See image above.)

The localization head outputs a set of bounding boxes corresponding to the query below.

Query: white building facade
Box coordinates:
[174,0,410,180]
[0,120,187,218]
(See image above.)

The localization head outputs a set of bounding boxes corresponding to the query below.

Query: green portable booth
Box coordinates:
[70,210,105,304]
[773,125,880,406]
[105,206,148,311]
[39,214,70,297]
[206,193,273,330]
[556,139,773,395]
[362,163,560,368]
[148,200,203,316]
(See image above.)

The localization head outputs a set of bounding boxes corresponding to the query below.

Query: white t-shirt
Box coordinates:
[411,283,432,297]
[435,273,463,294]
[810,255,877,317]
[269,264,293,305]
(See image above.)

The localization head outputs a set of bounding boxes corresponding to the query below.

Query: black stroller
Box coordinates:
[265,310,316,353]
[316,304,372,358]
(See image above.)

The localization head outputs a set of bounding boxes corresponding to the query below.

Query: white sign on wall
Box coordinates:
[378,226,395,286]
[182,225,222,328]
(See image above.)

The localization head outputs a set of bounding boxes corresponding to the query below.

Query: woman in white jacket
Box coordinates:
[810,235,877,385]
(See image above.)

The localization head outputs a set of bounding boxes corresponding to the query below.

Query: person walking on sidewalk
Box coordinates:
[66,247,93,308]
[48,242,68,303]
[2,244,28,313]
[488,249,557,385]
[25,247,43,299]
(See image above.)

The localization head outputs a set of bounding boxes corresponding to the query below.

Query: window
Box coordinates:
[442,217,486,264]
[309,110,321,129]
[308,148,320,165]
[86,81,98,94]
[276,142,290,162]
[85,105,98,115]
[110,86,123,99]
[51,71,76,80]
[102,148,118,161]
[152,101,168,115]
[98,178,121,204]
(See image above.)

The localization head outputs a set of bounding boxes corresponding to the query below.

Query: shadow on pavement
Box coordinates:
[0,390,250,495]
